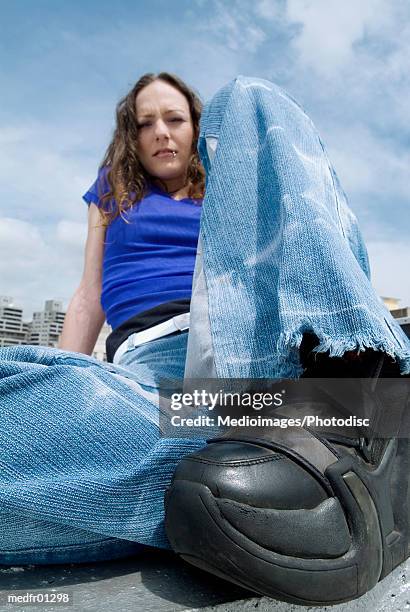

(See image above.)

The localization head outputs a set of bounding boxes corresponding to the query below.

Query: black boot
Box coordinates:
[164,341,410,606]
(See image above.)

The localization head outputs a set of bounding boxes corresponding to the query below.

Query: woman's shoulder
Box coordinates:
[83,165,113,209]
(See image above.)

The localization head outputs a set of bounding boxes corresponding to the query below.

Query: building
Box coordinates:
[0,296,29,347]
[391,307,410,339]
[25,298,110,359]
[390,306,410,320]
[28,300,66,348]
[381,297,410,337]
[382,296,401,311]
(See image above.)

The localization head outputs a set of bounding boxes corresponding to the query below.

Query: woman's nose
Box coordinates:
[154,118,170,139]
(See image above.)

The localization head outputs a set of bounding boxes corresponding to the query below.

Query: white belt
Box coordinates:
[113,312,190,365]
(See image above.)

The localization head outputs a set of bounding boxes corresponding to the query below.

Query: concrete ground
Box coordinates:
[0,551,408,612]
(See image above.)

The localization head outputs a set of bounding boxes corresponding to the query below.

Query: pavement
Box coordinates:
[0,550,408,612]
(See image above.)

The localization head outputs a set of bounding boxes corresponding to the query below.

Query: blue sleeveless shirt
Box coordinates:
[83,168,202,330]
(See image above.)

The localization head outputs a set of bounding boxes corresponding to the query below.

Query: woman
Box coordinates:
[0,73,409,584]
[0,72,210,566]
[59,72,205,385]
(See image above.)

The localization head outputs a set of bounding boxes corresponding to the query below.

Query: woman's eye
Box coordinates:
[170,118,183,123]
[138,122,151,128]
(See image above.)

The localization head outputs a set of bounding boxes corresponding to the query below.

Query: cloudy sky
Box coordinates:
[1,0,409,320]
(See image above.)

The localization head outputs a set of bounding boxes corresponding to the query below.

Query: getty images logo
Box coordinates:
[170,388,285,411]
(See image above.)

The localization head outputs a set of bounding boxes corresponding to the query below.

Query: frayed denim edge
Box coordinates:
[276,326,410,378]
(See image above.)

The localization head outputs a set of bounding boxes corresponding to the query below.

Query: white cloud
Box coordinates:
[57,220,87,249]
[286,0,392,76]
[0,123,100,223]
[195,0,267,53]
[326,124,410,202]
[254,0,283,21]
[0,217,47,256]
[0,217,85,318]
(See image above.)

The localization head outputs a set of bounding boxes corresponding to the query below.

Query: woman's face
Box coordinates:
[135,80,194,185]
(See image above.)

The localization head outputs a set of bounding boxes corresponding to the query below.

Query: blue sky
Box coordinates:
[1,0,409,318]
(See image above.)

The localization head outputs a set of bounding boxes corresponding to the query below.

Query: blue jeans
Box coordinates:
[1,75,409,566]
[0,333,207,565]
[186,76,410,379]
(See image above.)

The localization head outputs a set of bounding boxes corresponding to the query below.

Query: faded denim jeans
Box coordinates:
[1,75,409,566]
[0,332,207,565]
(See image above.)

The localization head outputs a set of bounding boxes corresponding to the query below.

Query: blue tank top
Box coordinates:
[83,168,202,330]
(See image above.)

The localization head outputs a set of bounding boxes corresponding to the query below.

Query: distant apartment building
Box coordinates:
[28,300,66,347]
[0,296,29,347]
[382,296,401,311]
[26,299,110,360]
[390,306,410,320]
[391,306,410,339]
[381,296,410,335]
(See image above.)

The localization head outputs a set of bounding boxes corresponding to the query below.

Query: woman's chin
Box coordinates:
[151,168,186,181]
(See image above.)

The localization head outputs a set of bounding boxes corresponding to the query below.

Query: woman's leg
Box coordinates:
[165,75,410,605]
[118,330,190,394]
[184,76,410,380]
[0,338,206,565]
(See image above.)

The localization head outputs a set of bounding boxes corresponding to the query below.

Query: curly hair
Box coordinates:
[98,72,206,225]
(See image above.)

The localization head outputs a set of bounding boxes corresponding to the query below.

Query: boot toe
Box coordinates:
[170,440,329,510]
[165,439,351,562]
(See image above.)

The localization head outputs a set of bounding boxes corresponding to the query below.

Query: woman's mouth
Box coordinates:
[154,150,177,158]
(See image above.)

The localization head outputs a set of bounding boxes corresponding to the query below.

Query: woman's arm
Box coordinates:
[58,204,106,355]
